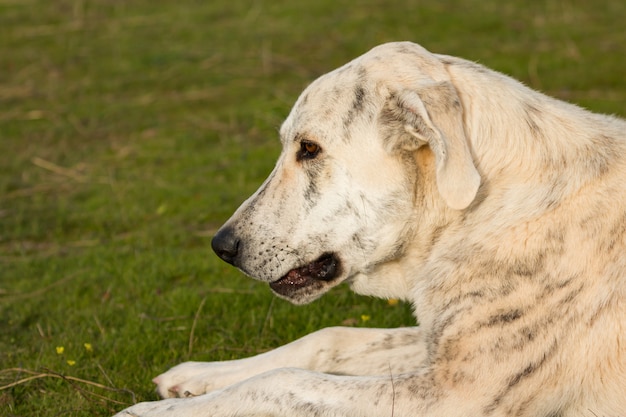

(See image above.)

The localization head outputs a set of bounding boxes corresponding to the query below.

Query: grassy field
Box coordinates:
[1,0,624,415]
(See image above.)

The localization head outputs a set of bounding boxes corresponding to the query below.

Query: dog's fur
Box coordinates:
[116,42,626,417]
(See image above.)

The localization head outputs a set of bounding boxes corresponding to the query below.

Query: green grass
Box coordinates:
[1,0,624,415]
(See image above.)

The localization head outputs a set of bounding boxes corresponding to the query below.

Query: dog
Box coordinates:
[116,42,626,417]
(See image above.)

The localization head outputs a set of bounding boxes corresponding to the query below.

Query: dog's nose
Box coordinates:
[211,227,240,266]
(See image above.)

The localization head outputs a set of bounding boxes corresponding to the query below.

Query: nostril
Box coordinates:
[215,243,239,264]
[211,227,240,265]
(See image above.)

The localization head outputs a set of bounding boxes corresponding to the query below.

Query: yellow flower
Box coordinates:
[67,360,76,366]
[387,299,399,306]
[56,346,64,355]
[84,343,93,352]
[360,314,371,322]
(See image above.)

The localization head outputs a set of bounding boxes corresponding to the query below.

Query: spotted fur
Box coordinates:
[116,42,626,417]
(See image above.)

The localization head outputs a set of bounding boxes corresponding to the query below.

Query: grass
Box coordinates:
[1,0,624,415]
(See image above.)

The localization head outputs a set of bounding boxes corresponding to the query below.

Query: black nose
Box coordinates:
[211,227,240,265]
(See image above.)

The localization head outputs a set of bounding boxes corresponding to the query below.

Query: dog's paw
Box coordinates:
[152,362,212,398]
[153,361,245,398]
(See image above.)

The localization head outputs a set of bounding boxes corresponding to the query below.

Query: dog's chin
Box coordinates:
[269,253,342,305]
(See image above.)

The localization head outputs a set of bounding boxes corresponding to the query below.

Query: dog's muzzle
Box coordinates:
[212,227,341,299]
[268,253,340,297]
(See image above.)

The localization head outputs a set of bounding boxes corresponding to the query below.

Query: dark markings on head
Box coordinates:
[393,43,417,56]
[339,65,371,141]
[523,102,544,139]
[581,134,616,178]
[303,175,319,207]
[342,84,368,139]
[354,86,366,111]
[302,158,326,210]
[378,92,429,152]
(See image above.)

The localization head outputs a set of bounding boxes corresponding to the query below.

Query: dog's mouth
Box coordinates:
[269,253,340,299]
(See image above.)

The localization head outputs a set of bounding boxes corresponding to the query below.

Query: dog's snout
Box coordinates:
[211,227,240,265]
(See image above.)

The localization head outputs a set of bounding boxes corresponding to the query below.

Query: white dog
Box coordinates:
[116,42,626,417]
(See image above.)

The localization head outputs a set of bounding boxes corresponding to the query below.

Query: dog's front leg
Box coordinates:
[117,367,445,417]
[154,326,426,398]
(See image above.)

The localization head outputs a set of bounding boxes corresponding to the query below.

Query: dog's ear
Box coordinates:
[386,82,480,210]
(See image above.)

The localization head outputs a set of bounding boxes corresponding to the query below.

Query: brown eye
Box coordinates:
[305,142,318,154]
[298,141,321,160]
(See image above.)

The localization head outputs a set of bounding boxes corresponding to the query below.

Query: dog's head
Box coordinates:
[212,42,480,304]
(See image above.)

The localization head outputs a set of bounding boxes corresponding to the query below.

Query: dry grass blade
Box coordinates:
[188,297,207,357]
[31,157,88,182]
[0,368,136,405]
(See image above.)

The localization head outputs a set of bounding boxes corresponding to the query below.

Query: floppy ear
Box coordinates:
[390,82,480,210]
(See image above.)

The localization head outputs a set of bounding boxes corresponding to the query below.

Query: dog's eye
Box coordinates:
[298,141,321,161]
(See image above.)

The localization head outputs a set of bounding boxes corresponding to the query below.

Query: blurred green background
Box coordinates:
[1,0,624,415]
